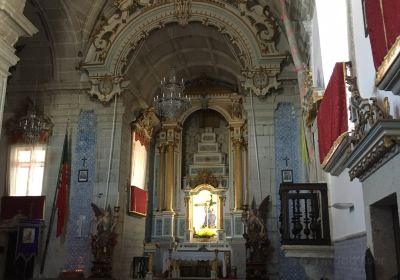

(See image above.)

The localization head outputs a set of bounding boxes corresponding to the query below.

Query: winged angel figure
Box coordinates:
[90,203,117,263]
[243,196,273,263]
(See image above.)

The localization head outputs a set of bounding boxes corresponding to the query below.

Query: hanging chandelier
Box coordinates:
[17,108,53,144]
[8,100,53,144]
[153,67,191,121]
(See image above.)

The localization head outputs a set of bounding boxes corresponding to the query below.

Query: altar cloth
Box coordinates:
[163,251,227,277]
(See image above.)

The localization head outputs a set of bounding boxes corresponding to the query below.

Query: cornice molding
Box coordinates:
[346,120,400,182]
[376,36,400,95]
[322,132,351,176]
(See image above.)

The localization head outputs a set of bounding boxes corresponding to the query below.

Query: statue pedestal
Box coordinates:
[90,260,113,278]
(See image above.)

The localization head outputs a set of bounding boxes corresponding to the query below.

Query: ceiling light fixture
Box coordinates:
[153,67,191,121]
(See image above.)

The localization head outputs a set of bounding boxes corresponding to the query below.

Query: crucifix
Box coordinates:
[82,157,87,168]
[282,156,289,167]
[194,194,217,228]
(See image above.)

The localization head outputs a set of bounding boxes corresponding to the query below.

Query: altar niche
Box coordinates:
[185,184,225,242]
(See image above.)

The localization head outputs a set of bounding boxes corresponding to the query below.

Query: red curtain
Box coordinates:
[317,63,348,164]
[365,0,400,69]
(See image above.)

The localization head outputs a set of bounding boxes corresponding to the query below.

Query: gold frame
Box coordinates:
[376,36,400,85]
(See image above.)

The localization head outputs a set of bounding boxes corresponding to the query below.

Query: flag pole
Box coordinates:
[40,124,69,274]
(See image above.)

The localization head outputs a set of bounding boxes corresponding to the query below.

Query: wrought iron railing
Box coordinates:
[279,183,331,245]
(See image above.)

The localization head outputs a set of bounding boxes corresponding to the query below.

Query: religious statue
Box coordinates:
[90,203,117,278]
[243,196,273,279]
[207,208,216,228]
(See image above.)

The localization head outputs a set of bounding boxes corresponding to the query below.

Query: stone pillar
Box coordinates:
[233,139,243,210]
[0,0,38,137]
[184,195,193,242]
[185,196,190,230]
[157,144,165,211]
[165,142,174,211]
[243,144,248,206]
[219,196,225,229]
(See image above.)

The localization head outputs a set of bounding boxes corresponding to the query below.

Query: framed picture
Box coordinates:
[22,227,35,244]
[281,169,293,183]
[78,169,88,182]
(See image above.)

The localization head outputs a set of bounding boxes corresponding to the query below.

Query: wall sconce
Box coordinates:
[332,203,355,211]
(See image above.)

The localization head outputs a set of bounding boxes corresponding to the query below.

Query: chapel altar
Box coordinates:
[148,88,248,278]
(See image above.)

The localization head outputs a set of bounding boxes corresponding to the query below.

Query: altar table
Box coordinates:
[163,251,227,278]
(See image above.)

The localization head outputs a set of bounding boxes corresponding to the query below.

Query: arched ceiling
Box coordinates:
[126,22,241,105]
[10,0,314,107]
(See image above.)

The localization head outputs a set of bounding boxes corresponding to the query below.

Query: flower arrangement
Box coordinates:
[194,227,216,239]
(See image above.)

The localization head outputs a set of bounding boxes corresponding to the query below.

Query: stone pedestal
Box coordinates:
[162,211,175,239]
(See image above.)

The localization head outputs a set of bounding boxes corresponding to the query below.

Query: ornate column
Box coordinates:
[165,142,175,211]
[219,195,225,230]
[233,139,244,210]
[184,195,192,242]
[157,144,166,211]
[0,0,38,137]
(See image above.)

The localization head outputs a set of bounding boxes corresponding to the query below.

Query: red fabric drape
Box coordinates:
[365,0,400,69]
[130,186,147,216]
[317,63,348,164]
[1,196,45,220]
[382,0,400,48]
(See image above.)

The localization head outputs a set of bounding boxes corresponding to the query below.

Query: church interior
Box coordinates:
[0,0,399,279]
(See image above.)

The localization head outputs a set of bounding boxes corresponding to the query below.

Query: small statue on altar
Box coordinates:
[90,203,117,278]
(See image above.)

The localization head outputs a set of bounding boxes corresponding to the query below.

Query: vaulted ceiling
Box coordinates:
[8,0,314,108]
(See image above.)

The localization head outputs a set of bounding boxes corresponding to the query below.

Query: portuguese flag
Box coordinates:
[56,130,70,237]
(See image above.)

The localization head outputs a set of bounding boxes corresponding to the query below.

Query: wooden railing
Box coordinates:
[279,183,331,246]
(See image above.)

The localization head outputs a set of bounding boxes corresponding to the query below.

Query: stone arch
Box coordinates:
[179,104,233,124]
[84,2,262,74]
[82,1,287,102]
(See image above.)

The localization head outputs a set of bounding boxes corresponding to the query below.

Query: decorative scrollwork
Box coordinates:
[242,66,282,96]
[189,169,219,188]
[88,75,130,103]
[132,107,158,148]
[345,62,392,146]
[230,93,243,120]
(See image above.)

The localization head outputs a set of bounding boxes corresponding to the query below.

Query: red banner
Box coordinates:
[56,131,70,237]
[317,63,348,164]
[130,186,147,216]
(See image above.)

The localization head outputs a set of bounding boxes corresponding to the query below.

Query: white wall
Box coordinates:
[326,171,366,240]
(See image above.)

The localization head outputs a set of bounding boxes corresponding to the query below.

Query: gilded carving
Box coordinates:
[175,0,191,25]
[303,66,313,92]
[132,107,157,148]
[189,169,219,188]
[238,3,279,55]
[230,93,243,120]
[88,75,129,103]
[346,62,392,145]
[242,66,283,96]
[349,136,396,181]
[376,36,400,85]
